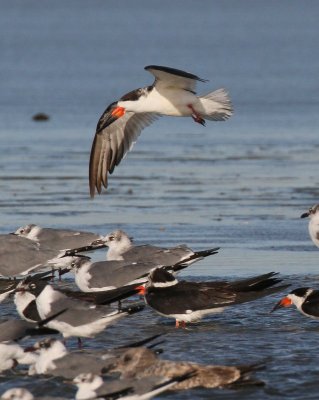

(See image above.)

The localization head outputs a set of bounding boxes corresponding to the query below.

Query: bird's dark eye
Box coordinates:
[108,236,114,241]
[123,354,132,363]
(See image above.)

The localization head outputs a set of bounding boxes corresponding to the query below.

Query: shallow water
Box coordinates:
[1,0,319,398]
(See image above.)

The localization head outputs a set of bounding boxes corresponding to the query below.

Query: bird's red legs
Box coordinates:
[175,320,186,329]
[77,337,83,349]
[188,104,206,126]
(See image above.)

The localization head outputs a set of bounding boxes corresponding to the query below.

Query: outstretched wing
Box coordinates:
[89,109,159,197]
[145,65,207,93]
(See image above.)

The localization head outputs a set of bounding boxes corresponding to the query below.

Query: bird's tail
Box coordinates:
[171,247,220,269]
[199,88,233,121]
[227,363,266,388]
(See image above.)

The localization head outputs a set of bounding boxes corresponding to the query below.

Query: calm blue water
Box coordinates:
[1,1,319,398]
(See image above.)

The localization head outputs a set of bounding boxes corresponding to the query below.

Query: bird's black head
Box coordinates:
[290,287,311,298]
[148,268,178,288]
[301,204,319,218]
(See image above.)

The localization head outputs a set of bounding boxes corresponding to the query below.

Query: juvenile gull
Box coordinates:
[109,347,262,390]
[137,268,289,327]
[301,204,319,248]
[89,64,233,196]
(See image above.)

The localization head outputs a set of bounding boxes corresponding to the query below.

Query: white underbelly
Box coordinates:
[120,88,199,116]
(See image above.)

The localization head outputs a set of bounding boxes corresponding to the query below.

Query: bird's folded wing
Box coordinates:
[89,111,159,197]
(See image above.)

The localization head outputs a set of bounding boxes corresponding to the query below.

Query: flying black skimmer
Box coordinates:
[72,371,196,400]
[89,65,233,196]
[301,204,319,248]
[13,224,102,254]
[272,287,319,319]
[16,280,144,345]
[71,229,219,266]
[109,347,262,390]
[137,268,288,327]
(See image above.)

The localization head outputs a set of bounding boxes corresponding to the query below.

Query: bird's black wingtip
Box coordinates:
[144,65,207,82]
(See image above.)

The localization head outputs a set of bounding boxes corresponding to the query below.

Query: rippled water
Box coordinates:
[1,0,319,399]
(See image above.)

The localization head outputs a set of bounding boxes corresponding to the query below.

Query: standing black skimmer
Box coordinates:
[16,280,144,345]
[272,287,319,319]
[89,65,233,196]
[73,229,219,267]
[137,268,288,327]
[109,347,262,390]
[301,204,319,248]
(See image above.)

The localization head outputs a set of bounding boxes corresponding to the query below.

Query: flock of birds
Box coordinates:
[1,65,319,399]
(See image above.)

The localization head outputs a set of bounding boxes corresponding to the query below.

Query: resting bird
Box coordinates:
[87,229,219,266]
[137,268,288,327]
[89,65,233,196]
[109,347,263,390]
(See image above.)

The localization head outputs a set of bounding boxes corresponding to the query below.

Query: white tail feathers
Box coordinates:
[199,88,233,121]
